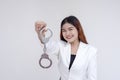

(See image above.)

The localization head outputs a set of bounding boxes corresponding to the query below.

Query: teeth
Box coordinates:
[66,36,72,39]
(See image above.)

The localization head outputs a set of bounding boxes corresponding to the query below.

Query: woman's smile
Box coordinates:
[62,23,79,43]
[66,35,73,39]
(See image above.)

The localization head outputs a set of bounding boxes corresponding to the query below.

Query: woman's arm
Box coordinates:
[35,21,47,44]
[35,21,60,56]
[46,40,60,56]
[87,48,97,80]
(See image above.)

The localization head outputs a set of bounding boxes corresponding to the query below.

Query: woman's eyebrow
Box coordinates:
[62,26,74,30]
[69,27,74,29]
[61,28,65,30]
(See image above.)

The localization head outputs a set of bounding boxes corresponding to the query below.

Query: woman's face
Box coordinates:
[61,23,79,43]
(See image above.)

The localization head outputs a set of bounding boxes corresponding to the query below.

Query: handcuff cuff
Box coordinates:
[39,28,53,69]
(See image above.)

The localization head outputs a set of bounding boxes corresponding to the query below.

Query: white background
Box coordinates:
[0,0,120,80]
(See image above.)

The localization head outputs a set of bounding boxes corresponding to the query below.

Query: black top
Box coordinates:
[69,54,76,70]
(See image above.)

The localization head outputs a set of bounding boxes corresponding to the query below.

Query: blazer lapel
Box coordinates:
[70,42,88,69]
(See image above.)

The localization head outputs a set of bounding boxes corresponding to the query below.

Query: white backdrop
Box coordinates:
[0,0,120,80]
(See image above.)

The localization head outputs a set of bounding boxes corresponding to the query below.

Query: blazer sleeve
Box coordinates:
[87,47,97,80]
[45,39,60,56]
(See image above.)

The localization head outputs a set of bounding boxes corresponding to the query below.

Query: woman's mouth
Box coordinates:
[66,35,73,39]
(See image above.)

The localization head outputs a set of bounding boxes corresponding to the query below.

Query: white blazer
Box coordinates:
[46,40,97,80]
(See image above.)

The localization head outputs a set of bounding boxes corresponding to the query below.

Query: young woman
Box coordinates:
[35,16,97,80]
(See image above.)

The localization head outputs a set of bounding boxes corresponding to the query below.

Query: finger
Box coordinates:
[40,26,46,31]
[35,23,46,32]
[35,21,46,27]
[40,27,46,32]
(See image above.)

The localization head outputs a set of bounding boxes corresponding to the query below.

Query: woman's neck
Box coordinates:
[70,40,80,55]
[70,39,79,46]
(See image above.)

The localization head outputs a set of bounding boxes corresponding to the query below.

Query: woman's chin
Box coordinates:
[66,39,74,43]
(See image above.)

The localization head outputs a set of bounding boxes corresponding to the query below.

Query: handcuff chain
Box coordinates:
[43,43,46,53]
[39,28,53,69]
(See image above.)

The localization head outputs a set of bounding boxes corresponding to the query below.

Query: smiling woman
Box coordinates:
[0,0,120,80]
[61,23,79,45]
[60,16,88,44]
[35,15,97,80]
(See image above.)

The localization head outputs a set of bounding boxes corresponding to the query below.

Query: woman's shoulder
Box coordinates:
[57,40,68,46]
[81,42,97,54]
[88,44,97,52]
[48,40,68,46]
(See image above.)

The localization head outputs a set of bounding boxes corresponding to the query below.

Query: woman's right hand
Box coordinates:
[35,21,47,42]
[35,21,47,34]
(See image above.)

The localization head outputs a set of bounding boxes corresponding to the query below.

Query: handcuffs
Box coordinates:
[39,28,53,69]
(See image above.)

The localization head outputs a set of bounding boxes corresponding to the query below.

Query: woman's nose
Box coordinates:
[66,31,70,35]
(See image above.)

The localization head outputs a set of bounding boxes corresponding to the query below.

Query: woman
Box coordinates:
[35,16,97,80]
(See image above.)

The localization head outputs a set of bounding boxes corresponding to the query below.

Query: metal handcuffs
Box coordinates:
[39,28,53,69]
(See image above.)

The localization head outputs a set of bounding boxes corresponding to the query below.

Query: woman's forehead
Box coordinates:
[62,23,74,29]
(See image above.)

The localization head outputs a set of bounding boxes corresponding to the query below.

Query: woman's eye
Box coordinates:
[69,28,73,31]
[62,30,66,32]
